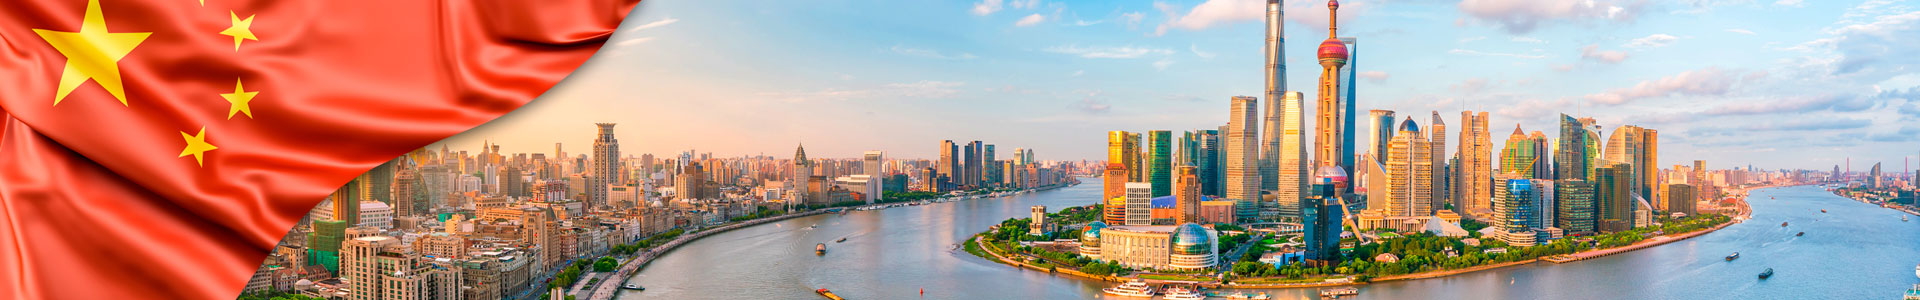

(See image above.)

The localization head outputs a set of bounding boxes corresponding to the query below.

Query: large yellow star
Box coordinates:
[220,11,257,51]
[32,0,151,106]
[178,127,218,167]
[221,78,257,119]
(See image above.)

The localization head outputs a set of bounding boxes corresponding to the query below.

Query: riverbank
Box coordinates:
[592,183,1079,300]
[967,185,1773,291]
[586,209,827,300]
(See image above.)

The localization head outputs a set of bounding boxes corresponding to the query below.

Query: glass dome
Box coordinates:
[1171,223,1213,255]
[1081,221,1107,243]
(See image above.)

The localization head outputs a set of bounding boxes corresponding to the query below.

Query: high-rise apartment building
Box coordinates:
[590,123,619,211]
[1147,131,1174,197]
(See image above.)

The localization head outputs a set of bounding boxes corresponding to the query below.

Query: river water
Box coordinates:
[619,182,1920,299]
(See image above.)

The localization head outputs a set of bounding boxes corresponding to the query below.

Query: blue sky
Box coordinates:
[441,0,1920,171]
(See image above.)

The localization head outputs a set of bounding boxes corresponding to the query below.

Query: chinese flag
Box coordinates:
[0,0,637,298]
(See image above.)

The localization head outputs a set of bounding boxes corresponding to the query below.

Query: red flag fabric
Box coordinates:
[0,0,637,298]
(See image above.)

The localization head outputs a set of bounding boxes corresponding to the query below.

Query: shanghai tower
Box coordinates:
[1260,0,1287,194]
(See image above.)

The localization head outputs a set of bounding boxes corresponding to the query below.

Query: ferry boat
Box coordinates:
[815,243,827,255]
[1161,286,1204,300]
[1821,209,1827,213]
[1251,292,1272,300]
[1781,221,1789,227]
[620,283,644,291]
[1758,268,1774,280]
[1905,284,1920,300]
[1101,279,1156,298]
[1726,252,1739,261]
[1219,292,1250,299]
[1320,287,1359,298]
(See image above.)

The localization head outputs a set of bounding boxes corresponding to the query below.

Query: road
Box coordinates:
[1215,232,1268,278]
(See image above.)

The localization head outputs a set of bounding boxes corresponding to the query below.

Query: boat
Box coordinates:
[808,224,818,229]
[1904,215,1908,222]
[1905,284,1920,300]
[816,243,827,255]
[1320,287,1359,298]
[815,288,846,300]
[1821,209,1827,213]
[1220,292,1250,299]
[1758,268,1774,279]
[1101,279,1156,298]
[620,283,645,291]
[1796,232,1804,237]
[1251,292,1271,300]
[1161,286,1204,300]
[1781,221,1789,227]
[1725,252,1739,261]
[835,237,847,243]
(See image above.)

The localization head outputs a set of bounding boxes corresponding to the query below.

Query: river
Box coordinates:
[618,182,1920,299]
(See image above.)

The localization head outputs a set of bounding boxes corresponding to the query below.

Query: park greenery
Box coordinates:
[593,257,619,272]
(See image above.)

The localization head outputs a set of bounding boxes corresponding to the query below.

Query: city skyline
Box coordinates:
[437,0,1920,169]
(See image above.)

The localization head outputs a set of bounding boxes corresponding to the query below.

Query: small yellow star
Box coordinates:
[221,78,257,119]
[220,11,257,51]
[179,127,218,167]
[32,0,152,106]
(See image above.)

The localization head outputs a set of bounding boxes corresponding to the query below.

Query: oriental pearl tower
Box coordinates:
[1313,0,1348,170]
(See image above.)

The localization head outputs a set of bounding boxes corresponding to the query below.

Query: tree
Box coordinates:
[594,257,619,272]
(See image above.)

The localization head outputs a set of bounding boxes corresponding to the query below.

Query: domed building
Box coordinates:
[1167,223,1220,270]
[1078,221,1107,259]
[1098,224,1221,270]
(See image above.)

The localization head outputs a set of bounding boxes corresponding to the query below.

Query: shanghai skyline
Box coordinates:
[445,0,1914,170]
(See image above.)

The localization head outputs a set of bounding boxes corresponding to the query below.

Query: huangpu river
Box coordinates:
[618,182,1920,299]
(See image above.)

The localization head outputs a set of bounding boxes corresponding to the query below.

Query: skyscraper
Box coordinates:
[940,140,960,188]
[864,151,885,198]
[1226,96,1262,210]
[1110,131,1141,184]
[1597,163,1634,232]
[1500,125,1541,180]
[1556,179,1597,236]
[1302,166,1347,263]
[1385,118,1432,217]
[1175,166,1203,224]
[1492,174,1536,246]
[966,141,983,188]
[1456,111,1493,218]
[1194,130,1223,196]
[1314,0,1349,173]
[1429,112,1448,212]
[1668,183,1696,217]
[1261,0,1288,195]
[1104,163,1129,225]
[1640,129,1660,209]
[1367,110,1396,165]
[1276,92,1308,221]
[1148,130,1174,197]
[1556,114,1593,181]
[590,123,619,210]
[1340,36,1360,197]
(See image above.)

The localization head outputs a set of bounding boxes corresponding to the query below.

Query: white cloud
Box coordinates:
[616,37,654,47]
[1071,70,1085,77]
[1043,45,1174,59]
[1190,44,1216,59]
[1448,49,1548,59]
[1776,0,1805,7]
[1123,12,1146,28]
[1624,33,1680,48]
[1579,44,1628,63]
[1011,0,1040,9]
[1153,58,1175,70]
[972,0,1003,16]
[1726,28,1756,35]
[1584,67,1742,105]
[890,45,977,60]
[1153,0,1260,36]
[626,17,680,32]
[1457,0,1641,34]
[1511,37,1548,44]
[1016,13,1047,27]
[1359,71,1389,83]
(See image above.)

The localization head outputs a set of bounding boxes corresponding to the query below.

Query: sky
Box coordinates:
[436,0,1920,171]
